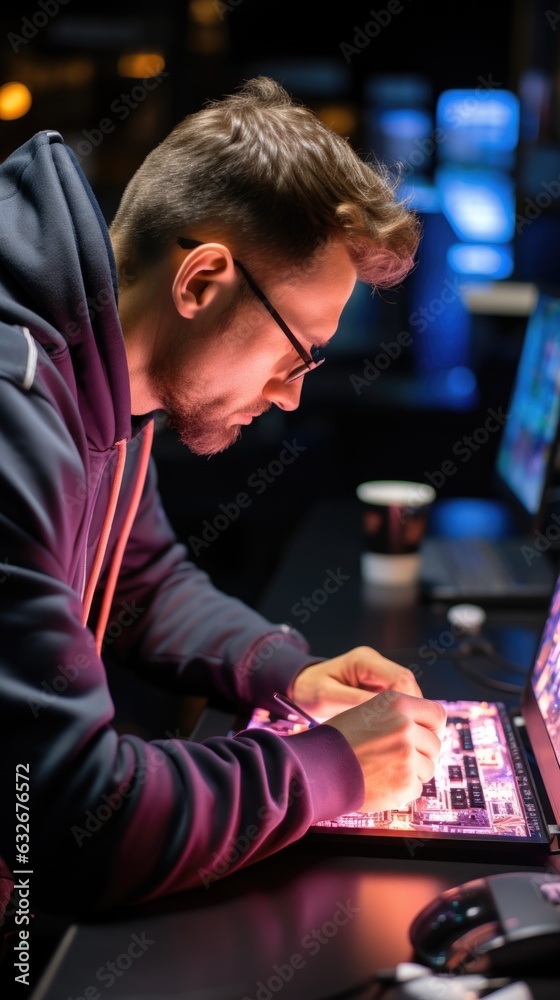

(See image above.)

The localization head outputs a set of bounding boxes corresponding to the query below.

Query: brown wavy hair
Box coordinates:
[110,76,420,289]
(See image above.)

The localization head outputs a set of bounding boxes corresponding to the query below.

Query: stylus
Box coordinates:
[273,692,319,728]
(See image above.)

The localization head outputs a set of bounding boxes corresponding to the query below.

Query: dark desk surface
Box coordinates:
[29,851,560,1000]
[29,496,559,1000]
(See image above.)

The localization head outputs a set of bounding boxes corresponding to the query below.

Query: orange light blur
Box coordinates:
[117,53,165,79]
[189,0,222,25]
[0,82,32,121]
[316,105,358,137]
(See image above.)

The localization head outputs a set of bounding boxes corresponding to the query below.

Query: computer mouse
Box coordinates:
[409,871,560,976]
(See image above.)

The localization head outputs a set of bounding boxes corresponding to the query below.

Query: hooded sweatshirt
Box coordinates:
[0,131,364,912]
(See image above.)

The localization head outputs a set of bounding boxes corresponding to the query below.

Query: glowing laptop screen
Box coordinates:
[531,574,560,770]
[244,699,545,842]
[496,293,560,516]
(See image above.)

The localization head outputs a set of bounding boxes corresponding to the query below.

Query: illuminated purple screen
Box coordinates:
[531,575,560,770]
[245,699,542,840]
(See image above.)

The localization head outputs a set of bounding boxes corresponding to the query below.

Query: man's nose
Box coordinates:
[263,375,304,411]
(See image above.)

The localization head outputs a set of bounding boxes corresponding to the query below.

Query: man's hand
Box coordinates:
[290,645,422,722]
[326,690,447,812]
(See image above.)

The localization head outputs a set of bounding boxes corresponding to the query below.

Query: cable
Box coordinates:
[443,605,531,690]
[433,637,527,693]
[456,638,530,676]
[447,652,524,694]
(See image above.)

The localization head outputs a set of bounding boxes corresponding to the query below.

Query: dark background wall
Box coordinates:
[2,0,560,608]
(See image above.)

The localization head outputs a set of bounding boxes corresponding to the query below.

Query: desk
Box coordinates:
[29,853,559,1000]
[29,496,559,1000]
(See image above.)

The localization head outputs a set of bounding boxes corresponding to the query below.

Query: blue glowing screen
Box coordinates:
[436,166,516,243]
[436,89,520,167]
[497,293,560,515]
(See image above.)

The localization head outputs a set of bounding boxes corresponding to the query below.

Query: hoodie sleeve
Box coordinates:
[0,349,364,913]
[97,444,325,716]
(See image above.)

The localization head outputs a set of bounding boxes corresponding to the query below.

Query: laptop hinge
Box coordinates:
[548,826,560,837]
[547,833,560,856]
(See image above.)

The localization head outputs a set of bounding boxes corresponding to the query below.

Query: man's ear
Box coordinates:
[171,243,237,320]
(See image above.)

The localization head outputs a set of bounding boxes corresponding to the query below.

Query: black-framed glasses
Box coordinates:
[177,237,325,383]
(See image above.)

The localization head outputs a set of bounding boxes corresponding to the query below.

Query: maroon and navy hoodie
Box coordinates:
[0,131,364,912]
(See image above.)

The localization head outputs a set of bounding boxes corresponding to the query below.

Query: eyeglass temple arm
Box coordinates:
[176,237,311,367]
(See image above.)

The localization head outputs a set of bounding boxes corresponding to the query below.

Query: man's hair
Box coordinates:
[110,76,420,288]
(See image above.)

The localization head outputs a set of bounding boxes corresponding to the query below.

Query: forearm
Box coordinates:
[26,723,363,911]
[100,460,324,712]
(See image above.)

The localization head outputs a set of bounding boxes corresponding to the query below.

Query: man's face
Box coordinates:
[150,240,358,456]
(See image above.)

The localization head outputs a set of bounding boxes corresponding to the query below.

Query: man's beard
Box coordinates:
[161,390,272,455]
[148,293,267,456]
[163,396,243,455]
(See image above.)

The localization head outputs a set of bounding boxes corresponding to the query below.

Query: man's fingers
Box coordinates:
[415,747,437,786]
[375,653,423,693]
[412,719,443,765]
[356,690,447,735]
[404,694,447,733]
[356,653,422,696]
[327,689,447,814]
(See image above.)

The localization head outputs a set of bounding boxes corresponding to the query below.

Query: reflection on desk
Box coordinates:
[30,851,558,1000]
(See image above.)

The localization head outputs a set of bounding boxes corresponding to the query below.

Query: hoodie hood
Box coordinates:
[0,129,131,450]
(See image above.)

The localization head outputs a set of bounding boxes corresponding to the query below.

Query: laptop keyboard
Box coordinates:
[421,537,555,597]
[445,539,517,588]
[244,701,546,842]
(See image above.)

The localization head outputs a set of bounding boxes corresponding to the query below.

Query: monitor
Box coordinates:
[495,291,560,525]
[435,89,520,169]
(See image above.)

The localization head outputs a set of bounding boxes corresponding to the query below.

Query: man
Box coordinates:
[0,77,445,912]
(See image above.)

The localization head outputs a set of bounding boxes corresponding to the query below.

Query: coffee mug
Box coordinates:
[356,480,436,586]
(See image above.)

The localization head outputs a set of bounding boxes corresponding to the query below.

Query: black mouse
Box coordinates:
[409,871,560,976]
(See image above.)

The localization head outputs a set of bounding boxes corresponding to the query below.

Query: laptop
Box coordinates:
[419,290,560,604]
[238,571,560,862]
